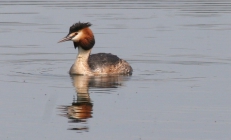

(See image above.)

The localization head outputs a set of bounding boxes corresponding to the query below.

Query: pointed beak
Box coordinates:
[58,36,72,43]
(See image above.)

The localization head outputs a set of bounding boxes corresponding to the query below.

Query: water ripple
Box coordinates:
[0,1,231,14]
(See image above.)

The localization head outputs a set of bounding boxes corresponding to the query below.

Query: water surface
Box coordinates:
[0,1,231,140]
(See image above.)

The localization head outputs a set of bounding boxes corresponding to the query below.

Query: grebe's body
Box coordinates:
[58,22,132,75]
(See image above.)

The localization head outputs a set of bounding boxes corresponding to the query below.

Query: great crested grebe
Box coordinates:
[58,22,133,75]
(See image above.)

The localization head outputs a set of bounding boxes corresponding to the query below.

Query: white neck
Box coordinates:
[69,47,93,75]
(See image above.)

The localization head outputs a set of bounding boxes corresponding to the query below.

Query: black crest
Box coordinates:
[69,22,92,34]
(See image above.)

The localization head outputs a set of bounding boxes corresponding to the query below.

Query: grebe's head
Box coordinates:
[58,22,95,50]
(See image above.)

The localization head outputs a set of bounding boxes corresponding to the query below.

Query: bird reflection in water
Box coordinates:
[58,75,130,132]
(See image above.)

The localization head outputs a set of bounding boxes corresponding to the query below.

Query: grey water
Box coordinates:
[1,1,231,140]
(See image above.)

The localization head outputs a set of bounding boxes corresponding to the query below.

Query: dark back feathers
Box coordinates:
[88,53,121,70]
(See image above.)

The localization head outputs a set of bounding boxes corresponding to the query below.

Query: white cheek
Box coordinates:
[71,35,79,41]
[72,31,83,41]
